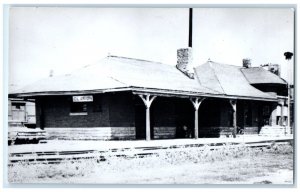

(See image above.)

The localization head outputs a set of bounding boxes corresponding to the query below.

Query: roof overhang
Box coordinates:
[132,88,277,102]
[9,86,278,102]
[8,87,132,98]
[250,83,287,86]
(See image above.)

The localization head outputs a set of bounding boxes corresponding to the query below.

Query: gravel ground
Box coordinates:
[8,142,293,185]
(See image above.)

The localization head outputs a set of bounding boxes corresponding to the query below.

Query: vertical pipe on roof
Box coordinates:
[189,8,193,48]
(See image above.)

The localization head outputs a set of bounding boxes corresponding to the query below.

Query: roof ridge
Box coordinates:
[107,55,166,65]
[193,68,222,94]
[209,61,242,68]
[209,62,226,94]
[245,66,261,68]
[108,76,128,86]
[213,62,276,98]
[239,67,252,84]
[241,67,288,84]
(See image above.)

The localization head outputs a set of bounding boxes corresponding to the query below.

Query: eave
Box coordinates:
[9,86,278,102]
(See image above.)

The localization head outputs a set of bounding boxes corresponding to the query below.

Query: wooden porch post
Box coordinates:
[278,99,284,126]
[138,94,157,141]
[38,98,45,130]
[229,100,237,138]
[281,103,284,127]
[190,98,205,139]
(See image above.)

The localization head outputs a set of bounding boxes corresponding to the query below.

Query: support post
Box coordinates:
[229,100,237,138]
[280,99,286,134]
[190,97,205,139]
[24,102,27,124]
[287,86,291,132]
[284,51,293,134]
[279,99,284,127]
[39,100,45,130]
[138,94,157,141]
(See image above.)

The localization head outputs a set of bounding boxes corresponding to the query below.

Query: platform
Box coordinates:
[8,135,293,164]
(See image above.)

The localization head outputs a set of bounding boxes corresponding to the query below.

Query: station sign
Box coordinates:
[73,95,93,102]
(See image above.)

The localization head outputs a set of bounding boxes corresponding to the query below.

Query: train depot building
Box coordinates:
[9,48,291,141]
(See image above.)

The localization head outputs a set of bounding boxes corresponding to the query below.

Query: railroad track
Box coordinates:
[8,139,292,165]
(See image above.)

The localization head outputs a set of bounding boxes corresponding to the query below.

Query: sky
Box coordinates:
[8,7,294,91]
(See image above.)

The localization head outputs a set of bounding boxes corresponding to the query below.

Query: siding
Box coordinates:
[36,95,110,128]
[35,93,136,140]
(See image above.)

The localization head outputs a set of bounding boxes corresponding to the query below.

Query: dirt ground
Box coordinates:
[58,152,293,184]
[8,143,294,185]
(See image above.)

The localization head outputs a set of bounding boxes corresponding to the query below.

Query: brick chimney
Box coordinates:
[260,63,281,76]
[176,48,194,79]
[268,64,280,76]
[243,58,251,68]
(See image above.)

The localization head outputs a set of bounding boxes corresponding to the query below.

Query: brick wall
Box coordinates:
[34,93,275,140]
[35,92,136,140]
[36,94,110,128]
[45,127,135,140]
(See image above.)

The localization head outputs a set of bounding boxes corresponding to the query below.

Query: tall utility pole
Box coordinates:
[189,8,193,48]
[284,51,293,134]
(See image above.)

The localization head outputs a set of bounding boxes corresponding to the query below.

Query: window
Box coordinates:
[15,104,21,109]
[277,116,287,126]
[70,102,88,115]
[71,103,87,112]
[70,95,94,115]
[12,102,24,110]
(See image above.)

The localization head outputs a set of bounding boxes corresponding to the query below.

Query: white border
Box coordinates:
[1,1,299,192]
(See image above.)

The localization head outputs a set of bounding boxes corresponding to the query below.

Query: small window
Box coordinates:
[70,103,88,115]
[15,104,21,109]
[277,116,287,126]
[12,102,23,110]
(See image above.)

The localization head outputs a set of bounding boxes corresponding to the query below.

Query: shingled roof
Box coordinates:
[10,56,219,97]
[241,67,287,85]
[10,56,279,101]
[194,60,277,100]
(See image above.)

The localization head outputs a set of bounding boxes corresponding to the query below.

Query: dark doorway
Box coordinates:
[134,96,195,140]
[198,99,234,138]
[174,99,194,138]
[198,99,219,137]
[151,97,194,139]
